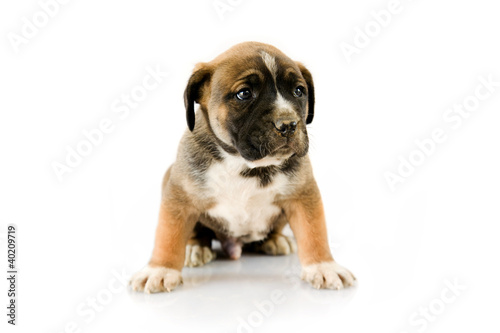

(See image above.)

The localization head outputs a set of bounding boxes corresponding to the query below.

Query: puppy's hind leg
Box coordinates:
[184,223,217,267]
[256,232,297,256]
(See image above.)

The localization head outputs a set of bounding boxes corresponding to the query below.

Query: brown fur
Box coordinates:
[133,42,352,292]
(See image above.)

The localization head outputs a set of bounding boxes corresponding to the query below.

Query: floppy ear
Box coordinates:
[296,62,315,124]
[183,63,211,131]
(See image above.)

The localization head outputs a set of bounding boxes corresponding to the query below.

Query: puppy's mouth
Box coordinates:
[243,146,295,168]
[273,143,295,155]
[237,138,305,167]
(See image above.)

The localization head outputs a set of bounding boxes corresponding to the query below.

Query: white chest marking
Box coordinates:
[205,154,289,241]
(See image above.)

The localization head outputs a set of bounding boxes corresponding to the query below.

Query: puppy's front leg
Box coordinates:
[285,182,355,290]
[130,199,196,293]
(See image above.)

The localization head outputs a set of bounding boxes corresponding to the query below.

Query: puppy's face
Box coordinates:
[184,42,315,166]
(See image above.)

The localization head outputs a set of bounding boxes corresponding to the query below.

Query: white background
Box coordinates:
[1,0,499,332]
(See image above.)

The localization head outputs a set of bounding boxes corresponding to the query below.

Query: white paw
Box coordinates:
[260,234,297,255]
[129,265,182,293]
[184,244,216,267]
[301,261,356,290]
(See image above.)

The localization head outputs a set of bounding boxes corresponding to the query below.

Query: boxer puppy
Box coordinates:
[130,42,355,293]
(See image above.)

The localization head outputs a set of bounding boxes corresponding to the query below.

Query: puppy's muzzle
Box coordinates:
[273,118,298,138]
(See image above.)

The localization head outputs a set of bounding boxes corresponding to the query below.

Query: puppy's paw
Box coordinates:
[259,234,297,255]
[301,261,356,290]
[184,244,216,267]
[129,265,182,293]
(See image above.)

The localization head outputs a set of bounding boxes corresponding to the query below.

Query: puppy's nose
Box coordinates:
[274,118,298,137]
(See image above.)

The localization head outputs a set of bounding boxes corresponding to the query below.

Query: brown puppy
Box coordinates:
[130,42,355,293]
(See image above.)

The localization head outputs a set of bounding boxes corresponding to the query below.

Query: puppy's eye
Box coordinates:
[293,86,305,98]
[236,88,252,101]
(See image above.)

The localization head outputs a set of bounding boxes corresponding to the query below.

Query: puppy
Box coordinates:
[130,42,355,293]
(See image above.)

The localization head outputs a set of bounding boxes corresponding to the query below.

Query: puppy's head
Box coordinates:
[184,42,315,166]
